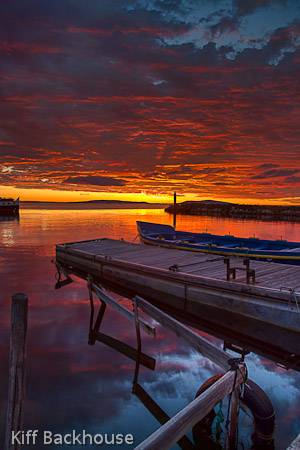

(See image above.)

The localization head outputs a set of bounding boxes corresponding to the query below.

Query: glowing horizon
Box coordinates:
[1,185,299,206]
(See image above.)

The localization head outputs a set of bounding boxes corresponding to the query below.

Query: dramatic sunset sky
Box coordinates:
[0,0,300,203]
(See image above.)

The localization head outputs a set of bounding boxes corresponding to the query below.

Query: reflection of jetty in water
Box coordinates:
[56,269,281,449]
[55,260,300,373]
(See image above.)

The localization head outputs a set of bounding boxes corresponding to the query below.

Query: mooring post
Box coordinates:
[226,358,244,450]
[4,293,28,450]
[226,386,240,450]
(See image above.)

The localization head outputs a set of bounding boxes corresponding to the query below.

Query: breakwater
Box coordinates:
[165,200,300,222]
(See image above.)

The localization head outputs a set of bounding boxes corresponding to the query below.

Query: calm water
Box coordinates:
[0,209,300,449]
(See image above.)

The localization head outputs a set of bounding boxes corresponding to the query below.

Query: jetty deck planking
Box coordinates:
[58,238,300,291]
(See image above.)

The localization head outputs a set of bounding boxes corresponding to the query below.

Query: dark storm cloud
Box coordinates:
[257,163,279,170]
[253,168,300,179]
[233,0,289,17]
[208,15,240,37]
[285,175,300,183]
[64,176,126,186]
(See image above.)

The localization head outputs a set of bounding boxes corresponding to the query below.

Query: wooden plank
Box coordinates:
[77,243,184,262]
[74,240,139,254]
[139,255,207,269]
[175,256,225,269]
[95,245,165,256]
[189,266,229,280]
[134,366,246,450]
[226,386,240,450]
[187,263,226,276]
[72,241,213,263]
[91,284,156,336]
[134,296,230,370]
[287,434,300,450]
[60,237,106,246]
[260,277,297,290]
[119,253,184,265]
[179,260,226,274]
[255,265,296,281]
[5,294,28,450]
[261,272,300,288]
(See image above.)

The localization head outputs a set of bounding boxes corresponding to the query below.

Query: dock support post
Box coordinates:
[5,293,28,450]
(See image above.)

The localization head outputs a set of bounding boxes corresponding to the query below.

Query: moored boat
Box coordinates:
[0,197,19,215]
[137,221,300,265]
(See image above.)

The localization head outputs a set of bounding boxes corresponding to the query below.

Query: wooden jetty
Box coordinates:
[56,238,300,335]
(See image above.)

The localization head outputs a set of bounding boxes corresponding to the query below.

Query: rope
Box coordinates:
[169,256,224,271]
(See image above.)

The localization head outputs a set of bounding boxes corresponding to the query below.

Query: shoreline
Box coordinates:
[20,201,168,210]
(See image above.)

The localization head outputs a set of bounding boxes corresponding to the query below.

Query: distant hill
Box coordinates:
[22,200,151,205]
[77,200,150,204]
[20,200,167,210]
[165,200,300,222]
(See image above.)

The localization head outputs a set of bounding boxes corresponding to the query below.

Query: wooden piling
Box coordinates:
[4,293,28,450]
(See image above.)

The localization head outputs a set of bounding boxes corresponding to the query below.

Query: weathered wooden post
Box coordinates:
[4,293,28,450]
[226,385,240,450]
